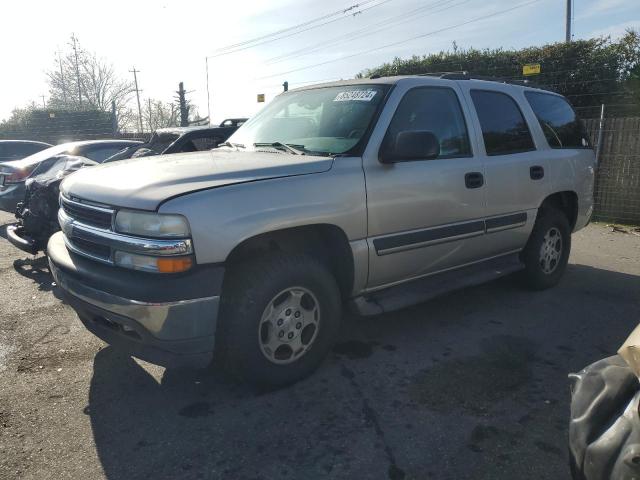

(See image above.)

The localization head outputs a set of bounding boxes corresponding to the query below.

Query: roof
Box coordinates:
[154,126,224,135]
[0,140,52,146]
[290,74,558,96]
[59,139,143,147]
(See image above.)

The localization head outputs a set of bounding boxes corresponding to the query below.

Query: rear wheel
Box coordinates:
[521,207,571,290]
[217,252,341,387]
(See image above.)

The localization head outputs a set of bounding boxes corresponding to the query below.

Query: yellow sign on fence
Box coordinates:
[257,93,265,103]
[523,63,541,76]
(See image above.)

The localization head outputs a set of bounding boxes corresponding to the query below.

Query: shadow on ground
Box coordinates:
[1,220,59,294]
[86,264,639,480]
[13,256,60,295]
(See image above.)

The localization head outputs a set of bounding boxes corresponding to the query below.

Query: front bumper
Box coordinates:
[0,183,24,212]
[6,224,38,254]
[47,231,224,368]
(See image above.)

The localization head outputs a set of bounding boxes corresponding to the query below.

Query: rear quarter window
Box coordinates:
[524,91,591,149]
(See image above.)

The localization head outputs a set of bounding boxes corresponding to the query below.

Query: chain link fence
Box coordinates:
[585,115,640,225]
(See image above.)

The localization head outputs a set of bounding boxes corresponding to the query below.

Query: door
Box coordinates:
[363,82,488,289]
[461,86,550,257]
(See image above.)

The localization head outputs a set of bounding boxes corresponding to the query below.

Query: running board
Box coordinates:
[350,253,524,316]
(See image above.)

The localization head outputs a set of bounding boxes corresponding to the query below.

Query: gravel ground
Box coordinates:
[0,210,639,480]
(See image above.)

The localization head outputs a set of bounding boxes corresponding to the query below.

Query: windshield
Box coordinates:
[227,84,389,155]
[147,133,180,153]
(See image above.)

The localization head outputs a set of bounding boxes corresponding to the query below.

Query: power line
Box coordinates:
[257,0,546,80]
[209,0,381,55]
[265,0,465,65]
[206,0,393,59]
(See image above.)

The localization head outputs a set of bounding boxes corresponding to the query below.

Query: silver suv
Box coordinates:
[47,75,595,386]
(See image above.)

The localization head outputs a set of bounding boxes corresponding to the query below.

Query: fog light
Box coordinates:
[114,251,193,273]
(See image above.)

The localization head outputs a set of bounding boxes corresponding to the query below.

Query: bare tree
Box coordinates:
[46,35,134,127]
[142,99,181,131]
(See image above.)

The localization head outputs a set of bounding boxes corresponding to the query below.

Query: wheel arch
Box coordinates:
[224,224,355,300]
[539,191,579,230]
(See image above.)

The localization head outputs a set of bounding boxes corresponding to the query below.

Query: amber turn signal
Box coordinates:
[156,256,193,273]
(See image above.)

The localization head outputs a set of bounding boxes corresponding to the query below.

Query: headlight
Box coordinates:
[115,210,190,238]
[114,251,193,273]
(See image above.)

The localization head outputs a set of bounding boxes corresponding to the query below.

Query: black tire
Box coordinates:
[520,207,571,290]
[217,252,341,387]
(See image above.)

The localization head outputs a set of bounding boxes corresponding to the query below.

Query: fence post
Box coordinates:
[595,104,605,165]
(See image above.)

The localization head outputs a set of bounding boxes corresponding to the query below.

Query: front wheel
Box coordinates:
[520,207,571,290]
[217,253,341,387]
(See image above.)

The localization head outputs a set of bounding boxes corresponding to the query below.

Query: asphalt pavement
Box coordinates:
[0,210,639,480]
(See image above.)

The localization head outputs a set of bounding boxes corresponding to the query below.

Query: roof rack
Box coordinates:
[438,72,535,87]
[367,71,546,90]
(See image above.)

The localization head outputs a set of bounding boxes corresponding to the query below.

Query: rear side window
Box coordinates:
[524,91,590,149]
[471,90,535,156]
[386,87,471,158]
[17,143,47,156]
[0,143,46,159]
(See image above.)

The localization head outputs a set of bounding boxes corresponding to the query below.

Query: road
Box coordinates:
[0,210,639,480]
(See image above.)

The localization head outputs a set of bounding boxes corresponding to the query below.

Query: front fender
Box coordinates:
[158,157,367,264]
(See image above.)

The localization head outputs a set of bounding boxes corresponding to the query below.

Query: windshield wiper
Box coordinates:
[219,141,246,149]
[254,142,305,155]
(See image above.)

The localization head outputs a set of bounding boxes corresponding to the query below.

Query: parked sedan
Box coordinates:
[0,140,141,212]
[0,140,52,162]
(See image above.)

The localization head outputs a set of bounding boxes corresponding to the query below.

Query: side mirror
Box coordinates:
[379,130,440,164]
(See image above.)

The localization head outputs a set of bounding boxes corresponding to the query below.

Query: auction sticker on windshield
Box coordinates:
[334,90,377,102]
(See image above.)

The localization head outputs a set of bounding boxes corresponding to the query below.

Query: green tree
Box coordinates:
[359,30,640,117]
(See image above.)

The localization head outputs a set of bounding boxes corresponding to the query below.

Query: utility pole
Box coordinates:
[129,67,144,133]
[565,0,572,42]
[177,82,189,127]
[282,80,289,92]
[205,57,211,125]
[40,95,46,108]
[147,98,153,132]
[70,34,82,106]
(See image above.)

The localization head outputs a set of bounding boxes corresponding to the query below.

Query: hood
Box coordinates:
[61,149,334,211]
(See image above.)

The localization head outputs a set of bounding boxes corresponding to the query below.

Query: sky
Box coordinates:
[0,0,637,125]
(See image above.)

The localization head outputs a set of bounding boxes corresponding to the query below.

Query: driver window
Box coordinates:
[386,87,471,159]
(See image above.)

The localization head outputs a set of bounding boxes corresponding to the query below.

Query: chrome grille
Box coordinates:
[61,196,113,230]
[58,198,194,266]
[68,236,111,261]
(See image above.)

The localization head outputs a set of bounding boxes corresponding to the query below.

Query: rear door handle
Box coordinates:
[465,172,484,189]
[530,165,544,180]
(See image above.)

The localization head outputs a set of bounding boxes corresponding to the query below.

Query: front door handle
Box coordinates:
[465,172,484,189]
[530,165,544,180]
